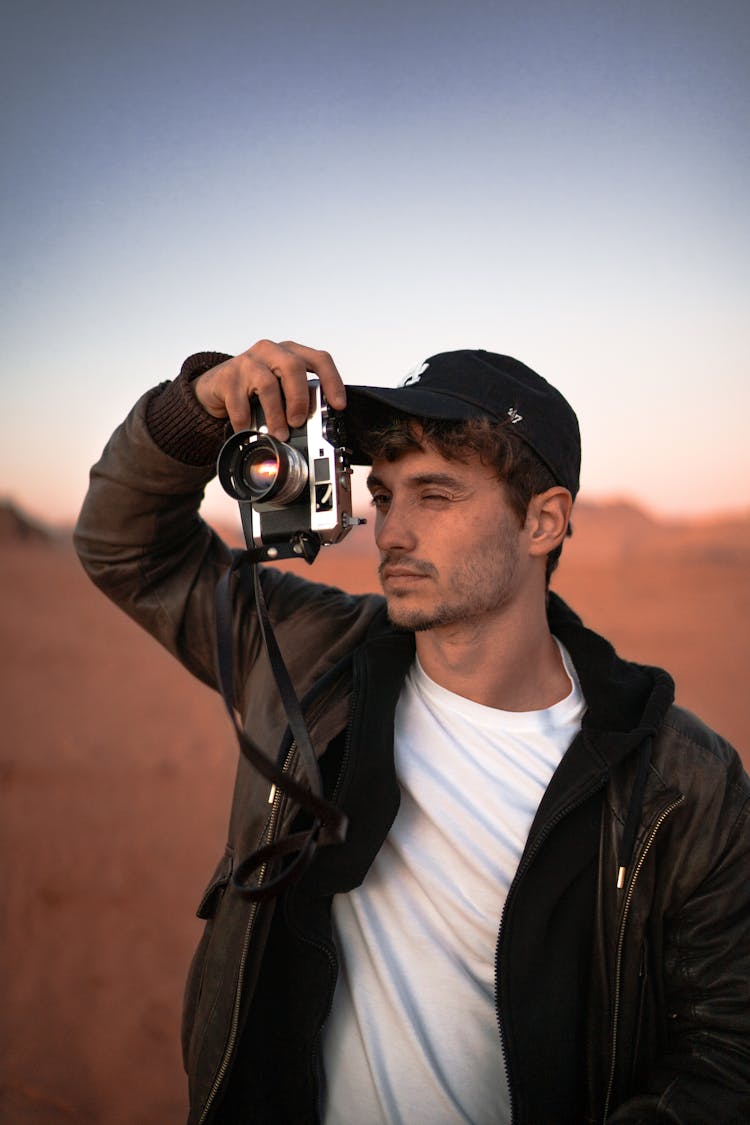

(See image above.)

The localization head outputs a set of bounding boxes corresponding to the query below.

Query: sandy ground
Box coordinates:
[1,503,748,1122]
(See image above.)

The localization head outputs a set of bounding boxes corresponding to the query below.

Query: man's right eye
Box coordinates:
[369,493,390,510]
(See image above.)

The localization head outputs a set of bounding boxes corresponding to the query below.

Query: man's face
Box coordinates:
[367,442,527,632]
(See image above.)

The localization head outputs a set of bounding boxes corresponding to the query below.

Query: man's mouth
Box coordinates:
[378,558,435,586]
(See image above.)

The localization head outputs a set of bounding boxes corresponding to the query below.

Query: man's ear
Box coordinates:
[525,488,573,558]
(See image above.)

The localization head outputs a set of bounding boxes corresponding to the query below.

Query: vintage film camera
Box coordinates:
[217,377,363,562]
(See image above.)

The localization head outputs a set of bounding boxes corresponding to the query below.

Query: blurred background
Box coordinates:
[1,1,748,1121]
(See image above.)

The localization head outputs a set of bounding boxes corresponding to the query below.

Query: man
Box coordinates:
[75,339,749,1124]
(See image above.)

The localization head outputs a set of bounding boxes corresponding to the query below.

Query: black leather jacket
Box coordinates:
[75,372,750,1124]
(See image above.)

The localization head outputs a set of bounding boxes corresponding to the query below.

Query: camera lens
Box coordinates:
[239,436,308,504]
[245,451,280,492]
[217,430,310,505]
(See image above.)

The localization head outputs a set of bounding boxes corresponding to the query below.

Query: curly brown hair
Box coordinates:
[354,410,570,583]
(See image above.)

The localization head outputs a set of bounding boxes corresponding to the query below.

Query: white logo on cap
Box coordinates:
[399,361,429,387]
[507,407,523,424]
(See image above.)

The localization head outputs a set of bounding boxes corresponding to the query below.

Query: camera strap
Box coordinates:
[214,550,349,901]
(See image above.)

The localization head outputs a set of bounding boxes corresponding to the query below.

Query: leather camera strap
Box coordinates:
[214,550,349,901]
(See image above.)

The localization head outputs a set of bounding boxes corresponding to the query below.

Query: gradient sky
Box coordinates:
[2,0,748,527]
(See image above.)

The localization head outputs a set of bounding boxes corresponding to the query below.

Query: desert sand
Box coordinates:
[1,500,748,1122]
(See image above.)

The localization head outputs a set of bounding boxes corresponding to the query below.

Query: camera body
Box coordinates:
[217,377,359,561]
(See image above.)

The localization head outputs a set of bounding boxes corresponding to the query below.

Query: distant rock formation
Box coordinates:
[0,500,54,542]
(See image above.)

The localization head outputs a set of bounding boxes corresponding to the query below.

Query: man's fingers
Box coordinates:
[248,340,323,432]
[277,341,347,412]
[192,339,345,440]
[236,354,290,438]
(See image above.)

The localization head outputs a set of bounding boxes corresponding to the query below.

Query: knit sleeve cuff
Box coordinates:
[146,351,233,466]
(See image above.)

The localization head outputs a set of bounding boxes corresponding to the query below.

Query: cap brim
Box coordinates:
[345,385,492,464]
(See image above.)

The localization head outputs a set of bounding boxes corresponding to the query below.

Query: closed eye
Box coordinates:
[417,490,457,506]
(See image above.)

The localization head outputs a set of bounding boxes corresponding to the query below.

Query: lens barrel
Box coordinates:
[218,431,309,505]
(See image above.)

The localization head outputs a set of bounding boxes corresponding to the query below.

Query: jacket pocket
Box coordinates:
[181,846,234,1069]
[629,937,662,1092]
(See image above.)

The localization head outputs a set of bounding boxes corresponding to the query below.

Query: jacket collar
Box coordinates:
[547,592,675,768]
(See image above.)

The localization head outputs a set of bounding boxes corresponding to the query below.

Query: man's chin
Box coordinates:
[384,596,443,632]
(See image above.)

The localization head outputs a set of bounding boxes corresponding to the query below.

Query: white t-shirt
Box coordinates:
[322,642,585,1125]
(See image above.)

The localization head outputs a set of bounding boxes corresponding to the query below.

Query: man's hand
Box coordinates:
[193,339,347,440]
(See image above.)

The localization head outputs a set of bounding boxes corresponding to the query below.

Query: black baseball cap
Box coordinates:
[346,349,581,499]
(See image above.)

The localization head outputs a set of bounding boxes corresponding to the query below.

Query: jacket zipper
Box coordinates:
[495,778,607,1125]
[600,795,684,1123]
[197,743,297,1125]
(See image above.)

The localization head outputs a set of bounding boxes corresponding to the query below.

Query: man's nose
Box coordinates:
[375,499,417,554]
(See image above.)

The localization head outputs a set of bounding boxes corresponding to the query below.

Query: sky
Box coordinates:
[2,0,748,528]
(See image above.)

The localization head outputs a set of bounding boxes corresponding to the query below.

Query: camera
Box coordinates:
[217,377,363,562]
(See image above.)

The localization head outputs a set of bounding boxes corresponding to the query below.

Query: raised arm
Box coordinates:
[74,340,353,691]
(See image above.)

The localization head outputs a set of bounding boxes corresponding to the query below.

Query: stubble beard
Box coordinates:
[382,524,521,633]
